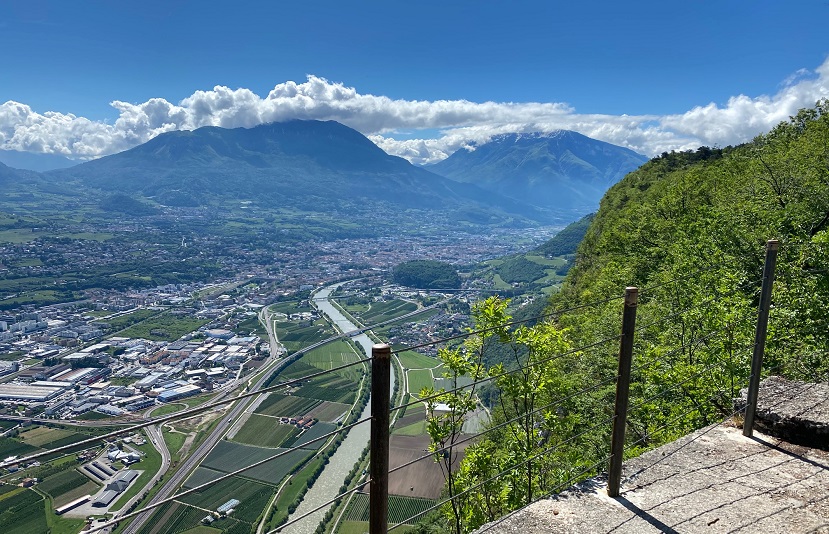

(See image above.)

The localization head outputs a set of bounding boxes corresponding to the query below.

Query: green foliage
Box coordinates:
[392,260,461,289]
[495,256,547,285]
[421,102,829,533]
[533,213,594,257]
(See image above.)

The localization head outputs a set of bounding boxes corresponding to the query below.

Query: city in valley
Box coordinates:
[0,222,560,534]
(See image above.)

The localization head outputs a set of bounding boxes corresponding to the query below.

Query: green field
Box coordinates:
[294,382,355,404]
[231,414,299,448]
[0,436,41,458]
[0,487,48,534]
[35,468,90,498]
[358,300,418,324]
[118,312,210,341]
[254,393,320,418]
[274,317,334,352]
[303,340,363,381]
[0,351,24,361]
[407,369,435,396]
[397,350,440,369]
[19,427,74,447]
[288,422,337,450]
[179,474,276,524]
[392,420,427,436]
[305,401,350,422]
[134,501,210,534]
[201,441,313,486]
[342,493,435,526]
[93,308,159,330]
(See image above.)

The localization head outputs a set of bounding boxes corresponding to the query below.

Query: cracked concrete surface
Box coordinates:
[476,425,829,533]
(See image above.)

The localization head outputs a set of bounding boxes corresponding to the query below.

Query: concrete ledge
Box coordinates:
[735,376,829,450]
[475,425,829,533]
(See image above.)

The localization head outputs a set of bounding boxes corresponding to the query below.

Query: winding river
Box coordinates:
[285,282,396,533]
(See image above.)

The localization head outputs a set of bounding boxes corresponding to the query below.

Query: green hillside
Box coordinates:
[424,101,829,533]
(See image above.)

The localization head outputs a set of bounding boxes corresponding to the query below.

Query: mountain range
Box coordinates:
[2,121,649,232]
[426,131,648,214]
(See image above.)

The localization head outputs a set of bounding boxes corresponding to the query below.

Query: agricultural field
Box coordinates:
[18,426,74,447]
[397,350,440,370]
[17,427,91,452]
[118,312,210,341]
[178,474,276,526]
[254,393,320,418]
[273,317,334,353]
[183,466,225,489]
[135,501,216,534]
[231,414,299,448]
[0,436,41,458]
[201,441,313,486]
[388,434,465,499]
[341,493,435,527]
[294,382,355,404]
[288,422,337,450]
[0,487,48,534]
[407,369,435,396]
[38,468,100,507]
[303,340,363,381]
[304,401,350,422]
[356,300,418,324]
[92,308,159,331]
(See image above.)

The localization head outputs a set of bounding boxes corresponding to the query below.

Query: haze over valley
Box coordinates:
[2,3,828,534]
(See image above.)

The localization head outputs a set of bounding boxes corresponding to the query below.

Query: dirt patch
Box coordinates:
[387,434,471,499]
[394,413,425,429]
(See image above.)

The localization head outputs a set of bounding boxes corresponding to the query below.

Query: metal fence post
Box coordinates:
[370,344,391,534]
[743,240,779,438]
[608,287,638,498]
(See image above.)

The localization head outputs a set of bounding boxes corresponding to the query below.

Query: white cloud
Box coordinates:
[2,56,828,164]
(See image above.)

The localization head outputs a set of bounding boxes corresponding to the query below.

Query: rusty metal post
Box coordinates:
[370,344,391,534]
[743,240,779,437]
[608,287,638,498]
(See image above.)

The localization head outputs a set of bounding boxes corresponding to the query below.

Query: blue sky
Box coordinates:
[2,0,828,163]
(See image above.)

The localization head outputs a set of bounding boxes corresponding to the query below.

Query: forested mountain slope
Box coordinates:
[555,100,829,381]
[426,102,829,533]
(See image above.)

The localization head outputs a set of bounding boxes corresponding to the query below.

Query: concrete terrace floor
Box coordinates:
[475,424,829,533]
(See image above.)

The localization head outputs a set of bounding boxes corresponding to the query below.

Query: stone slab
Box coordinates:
[475,425,829,533]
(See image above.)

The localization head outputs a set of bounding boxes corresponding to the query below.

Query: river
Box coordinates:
[284,282,396,533]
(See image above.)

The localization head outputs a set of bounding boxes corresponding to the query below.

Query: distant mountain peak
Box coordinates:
[427,131,648,216]
[43,119,553,224]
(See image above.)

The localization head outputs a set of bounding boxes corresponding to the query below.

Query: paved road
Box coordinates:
[115,425,170,519]
[119,327,285,534]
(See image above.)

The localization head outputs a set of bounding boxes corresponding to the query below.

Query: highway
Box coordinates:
[118,314,286,534]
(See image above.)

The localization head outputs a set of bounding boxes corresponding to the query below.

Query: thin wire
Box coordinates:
[85,416,371,534]
[627,358,731,414]
[268,486,364,534]
[623,378,817,483]
[389,453,612,531]
[471,457,613,534]
[391,334,620,414]
[4,355,371,467]
[391,292,628,355]
[633,282,755,334]
[624,403,712,452]
[630,326,730,376]
[389,407,616,477]
[637,262,730,295]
